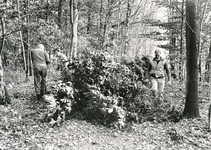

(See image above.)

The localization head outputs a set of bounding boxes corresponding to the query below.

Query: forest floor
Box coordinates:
[1,69,211,150]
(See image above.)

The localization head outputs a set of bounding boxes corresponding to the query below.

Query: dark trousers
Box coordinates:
[33,64,47,96]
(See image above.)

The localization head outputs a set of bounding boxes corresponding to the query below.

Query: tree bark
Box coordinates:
[179,0,184,81]
[69,0,78,61]
[58,0,63,28]
[17,0,27,74]
[87,4,91,35]
[124,0,131,54]
[0,15,11,104]
[0,16,4,55]
[197,0,209,82]
[99,0,103,35]
[183,0,200,118]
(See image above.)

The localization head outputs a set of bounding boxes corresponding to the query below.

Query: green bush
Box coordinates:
[44,51,183,128]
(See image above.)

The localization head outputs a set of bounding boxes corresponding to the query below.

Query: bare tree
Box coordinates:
[183,0,200,118]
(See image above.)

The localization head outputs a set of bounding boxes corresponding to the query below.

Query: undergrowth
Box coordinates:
[40,51,184,128]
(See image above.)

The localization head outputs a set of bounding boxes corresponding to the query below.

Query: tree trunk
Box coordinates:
[87,5,91,35]
[99,0,103,35]
[102,0,111,51]
[124,0,131,55]
[206,43,211,83]
[17,0,27,75]
[69,0,78,61]
[117,0,121,56]
[0,16,11,104]
[197,0,209,82]
[183,0,200,118]
[0,16,4,55]
[179,0,184,81]
[26,0,32,78]
[58,0,63,28]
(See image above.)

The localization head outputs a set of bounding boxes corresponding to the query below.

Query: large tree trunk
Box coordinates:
[183,0,200,118]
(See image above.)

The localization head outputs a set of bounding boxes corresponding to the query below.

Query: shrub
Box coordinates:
[42,81,75,127]
[43,51,183,128]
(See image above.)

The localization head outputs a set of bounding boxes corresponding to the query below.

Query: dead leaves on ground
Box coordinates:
[1,77,211,149]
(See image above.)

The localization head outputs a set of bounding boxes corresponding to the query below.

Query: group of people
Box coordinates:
[31,44,171,101]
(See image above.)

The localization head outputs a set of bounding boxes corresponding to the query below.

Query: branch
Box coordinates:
[0,16,5,55]
[0,28,22,38]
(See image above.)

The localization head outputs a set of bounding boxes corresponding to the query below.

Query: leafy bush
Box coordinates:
[43,51,183,128]
[62,52,152,127]
[41,81,74,127]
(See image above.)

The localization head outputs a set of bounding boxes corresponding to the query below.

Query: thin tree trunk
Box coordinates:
[0,16,4,55]
[117,0,121,56]
[179,0,184,81]
[99,0,103,35]
[102,0,110,50]
[58,0,63,28]
[69,0,78,61]
[18,0,27,73]
[197,0,209,82]
[27,0,32,77]
[0,15,10,104]
[0,16,5,84]
[206,44,211,83]
[124,0,131,54]
[87,2,91,35]
[183,0,199,118]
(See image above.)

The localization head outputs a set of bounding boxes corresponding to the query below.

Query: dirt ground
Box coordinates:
[1,72,211,150]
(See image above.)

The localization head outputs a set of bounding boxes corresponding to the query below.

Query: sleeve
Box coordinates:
[164,62,171,81]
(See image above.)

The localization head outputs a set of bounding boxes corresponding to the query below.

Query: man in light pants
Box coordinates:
[148,49,171,99]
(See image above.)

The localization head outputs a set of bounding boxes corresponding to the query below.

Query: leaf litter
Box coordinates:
[1,75,211,149]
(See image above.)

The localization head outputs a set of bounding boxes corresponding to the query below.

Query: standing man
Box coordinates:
[31,44,50,101]
[148,49,171,99]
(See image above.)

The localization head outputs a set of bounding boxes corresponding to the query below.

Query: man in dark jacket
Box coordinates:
[31,44,50,100]
[148,49,171,99]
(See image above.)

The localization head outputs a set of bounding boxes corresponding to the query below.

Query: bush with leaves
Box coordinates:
[46,51,183,128]
[41,81,74,127]
[61,52,153,126]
